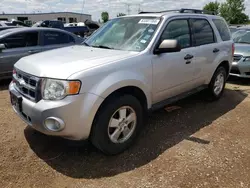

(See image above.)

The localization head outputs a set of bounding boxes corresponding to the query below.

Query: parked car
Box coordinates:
[0,26,20,32]
[32,20,90,37]
[231,29,250,78]
[0,20,29,27]
[229,26,239,34]
[0,27,83,80]
[9,9,233,155]
[0,21,15,27]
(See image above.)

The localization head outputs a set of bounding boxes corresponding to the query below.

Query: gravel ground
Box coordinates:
[0,78,250,188]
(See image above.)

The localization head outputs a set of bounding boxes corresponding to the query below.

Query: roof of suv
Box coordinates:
[124,9,222,20]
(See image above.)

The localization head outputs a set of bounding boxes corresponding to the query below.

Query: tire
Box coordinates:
[207,66,227,101]
[90,95,144,155]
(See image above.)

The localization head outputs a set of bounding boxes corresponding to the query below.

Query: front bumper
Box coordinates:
[230,61,250,78]
[9,82,104,140]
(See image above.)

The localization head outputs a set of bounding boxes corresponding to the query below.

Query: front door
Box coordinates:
[152,19,197,103]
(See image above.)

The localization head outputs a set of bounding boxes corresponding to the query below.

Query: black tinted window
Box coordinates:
[43,31,70,45]
[213,19,231,41]
[161,19,191,48]
[69,35,75,43]
[0,32,38,49]
[190,19,215,46]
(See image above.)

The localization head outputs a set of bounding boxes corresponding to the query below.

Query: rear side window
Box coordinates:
[190,19,215,46]
[0,32,38,49]
[160,19,191,49]
[43,31,70,45]
[213,19,231,41]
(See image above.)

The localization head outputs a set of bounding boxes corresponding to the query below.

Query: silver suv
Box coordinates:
[9,9,233,155]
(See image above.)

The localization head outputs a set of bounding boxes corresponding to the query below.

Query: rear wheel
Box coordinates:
[90,95,144,155]
[207,66,227,101]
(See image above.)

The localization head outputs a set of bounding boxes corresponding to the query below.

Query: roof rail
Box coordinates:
[139,8,215,15]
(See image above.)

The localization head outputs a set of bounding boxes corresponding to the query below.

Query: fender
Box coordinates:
[205,50,232,85]
[89,70,153,109]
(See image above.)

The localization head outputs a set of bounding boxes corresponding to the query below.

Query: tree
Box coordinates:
[101,12,109,23]
[220,0,249,24]
[203,1,220,15]
[117,13,126,17]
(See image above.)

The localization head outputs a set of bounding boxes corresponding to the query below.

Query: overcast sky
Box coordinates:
[1,0,250,21]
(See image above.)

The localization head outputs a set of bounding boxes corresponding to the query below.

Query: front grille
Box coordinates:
[13,69,41,102]
[233,54,243,62]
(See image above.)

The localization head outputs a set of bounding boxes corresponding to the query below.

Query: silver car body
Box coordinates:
[0,27,83,80]
[231,44,250,78]
[231,29,250,78]
[9,12,233,140]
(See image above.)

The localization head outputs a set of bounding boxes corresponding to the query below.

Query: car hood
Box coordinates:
[15,45,139,79]
[234,43,250,56]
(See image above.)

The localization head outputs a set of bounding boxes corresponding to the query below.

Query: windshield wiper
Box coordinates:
[82,41,90,46]
[92,45,114,49]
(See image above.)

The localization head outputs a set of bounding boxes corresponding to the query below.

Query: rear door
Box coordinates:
[40,30,75,51]
[188,18,218,85]
[0,31,40,77]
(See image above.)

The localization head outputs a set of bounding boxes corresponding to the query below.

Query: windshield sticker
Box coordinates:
[139,19,160,25]
[140,39,147,44]
[148,29,154,33]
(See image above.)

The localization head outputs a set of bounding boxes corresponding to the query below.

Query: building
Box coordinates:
[0,12,92,24]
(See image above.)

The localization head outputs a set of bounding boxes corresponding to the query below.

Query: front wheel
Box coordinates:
[90,95,144,155]
[207,66,227,101]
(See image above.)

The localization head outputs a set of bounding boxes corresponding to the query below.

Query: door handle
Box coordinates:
[184,54,194,60]
[28,50,40,54]
[213,48,220,53]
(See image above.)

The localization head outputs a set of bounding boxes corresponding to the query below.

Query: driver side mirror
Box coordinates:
[0,44,6,51]
[154,39,181,54]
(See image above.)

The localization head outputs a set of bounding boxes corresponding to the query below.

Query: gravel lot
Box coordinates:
[0,78,250,188]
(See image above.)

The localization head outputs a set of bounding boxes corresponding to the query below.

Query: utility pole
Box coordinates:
[124,3,131,15]
[80,0,85,22]
[123,3,142,15]
[137,4,142,13]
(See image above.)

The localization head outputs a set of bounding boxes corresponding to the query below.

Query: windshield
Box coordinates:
[85,16,161,52]
[233,29,250,44]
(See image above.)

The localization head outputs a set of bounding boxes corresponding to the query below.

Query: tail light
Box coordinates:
[13,69,16,75]
[12,69,16,82]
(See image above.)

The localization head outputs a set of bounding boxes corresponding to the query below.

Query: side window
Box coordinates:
[213,19,231,41]
[43,31,69,45]
[0,32,38,49]
[190,19,215,46]
[160,19,191,49]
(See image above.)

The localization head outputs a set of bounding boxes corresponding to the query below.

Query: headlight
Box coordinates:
[42,78,81,100]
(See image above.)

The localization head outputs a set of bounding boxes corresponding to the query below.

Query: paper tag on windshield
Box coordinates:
[138,19,160,25]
